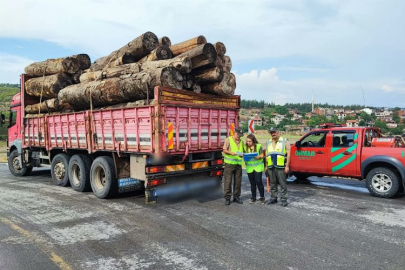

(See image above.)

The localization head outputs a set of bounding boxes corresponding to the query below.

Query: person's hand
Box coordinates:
[231,152,236,156]
[254,156,261,160]
[284,166,290,174]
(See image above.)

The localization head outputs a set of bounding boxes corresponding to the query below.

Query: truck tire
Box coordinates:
[68,154,92,192]
[8,149,32,177]
[90,156,117,199]
[51,153,71,187]
[366,167,400,198]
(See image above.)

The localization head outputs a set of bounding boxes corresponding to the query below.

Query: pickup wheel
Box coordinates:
[366,167,400,198]
[51,153,71,186]
[8,149,32,177]
[68,154,92,192]
[90,156,117,199]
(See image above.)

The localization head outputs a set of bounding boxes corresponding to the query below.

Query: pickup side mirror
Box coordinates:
[295,141,301,148]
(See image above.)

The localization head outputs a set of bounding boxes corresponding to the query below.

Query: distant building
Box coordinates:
[271,114,285,125]
[251,114,262,126]
[346,120,359,127]
[387,122,398,129]
[361,108,374,115]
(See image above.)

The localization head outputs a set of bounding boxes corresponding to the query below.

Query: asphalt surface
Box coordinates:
[0,163,404,270]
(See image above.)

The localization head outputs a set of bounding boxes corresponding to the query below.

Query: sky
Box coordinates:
[0,0,404,107]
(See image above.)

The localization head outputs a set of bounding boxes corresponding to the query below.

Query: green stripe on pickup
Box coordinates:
[331,143,357,163]
[332,153,357,172]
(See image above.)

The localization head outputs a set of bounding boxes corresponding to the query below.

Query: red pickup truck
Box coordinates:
[290,124,405,198]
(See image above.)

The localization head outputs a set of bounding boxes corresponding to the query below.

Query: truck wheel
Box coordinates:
[366,167,400,198]
[90,156,117,199]
[51,153,71,187]
[68,154,92,192]
[8,149,32,177]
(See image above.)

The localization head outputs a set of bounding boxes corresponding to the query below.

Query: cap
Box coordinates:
[268,127,278,133]
[235,127,244,136]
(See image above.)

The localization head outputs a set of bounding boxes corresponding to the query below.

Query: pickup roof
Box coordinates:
[290,125,405,198]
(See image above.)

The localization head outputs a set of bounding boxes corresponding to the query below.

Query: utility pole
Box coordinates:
[312,92,314,113]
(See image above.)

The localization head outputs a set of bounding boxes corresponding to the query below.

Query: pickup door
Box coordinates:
[292,130,330,174]
[328,129,359,177]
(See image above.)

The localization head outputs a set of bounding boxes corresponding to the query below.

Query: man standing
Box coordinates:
[222,127,244,205]
[266,127,291,207]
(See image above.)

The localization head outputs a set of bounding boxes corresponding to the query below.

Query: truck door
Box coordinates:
[329,130,358,177]
[7,109,19,146]
[292,131,329,174]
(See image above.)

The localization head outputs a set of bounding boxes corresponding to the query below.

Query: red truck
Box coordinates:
[290,124,405,198]
[7,74,240,202]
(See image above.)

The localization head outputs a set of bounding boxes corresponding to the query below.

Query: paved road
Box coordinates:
[0,163,404,270]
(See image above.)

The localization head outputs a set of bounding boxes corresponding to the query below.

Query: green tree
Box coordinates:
[393,111,401,124]
[375,119,388,134]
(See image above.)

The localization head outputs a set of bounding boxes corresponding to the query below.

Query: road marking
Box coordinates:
[0,217,72,270]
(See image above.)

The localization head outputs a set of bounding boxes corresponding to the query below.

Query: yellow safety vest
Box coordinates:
[267,137,287,168]
[245,143,264,173]
[223,136,243,165]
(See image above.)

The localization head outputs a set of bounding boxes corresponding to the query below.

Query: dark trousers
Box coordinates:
[223,163,242,200]
[247,171,264,199]
[268,167,288,201]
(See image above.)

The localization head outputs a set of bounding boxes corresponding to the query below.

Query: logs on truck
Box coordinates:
[23,31,237,115]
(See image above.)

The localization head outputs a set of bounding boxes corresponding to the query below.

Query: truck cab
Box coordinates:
[291,124,404,198]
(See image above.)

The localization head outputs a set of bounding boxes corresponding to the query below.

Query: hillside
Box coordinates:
[0,85,19,112]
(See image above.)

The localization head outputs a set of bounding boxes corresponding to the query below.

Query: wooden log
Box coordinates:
[176,43,217,69]
[223,55,232,73]
[24,56,81,76]
[213,42,226,57]
[79,63,140,83]
[191,83,201,94]
[58,72,152,110]
[170,36,207,56]
[25,73,73,99]
[182,74,194,89]
[138,46,173,63]
[106,53,136,68]
[25,98,61,114]
[148,67,183,91]
[71,54,91,69]
[201,73,236,96]
[72,69,84,84]
[159,36,171,46]
[140,57,192,74]
[194,66,223,85]
[90,31,158,71]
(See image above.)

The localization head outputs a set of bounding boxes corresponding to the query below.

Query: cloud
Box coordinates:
[382,85,394,92]
[0,53,35,83]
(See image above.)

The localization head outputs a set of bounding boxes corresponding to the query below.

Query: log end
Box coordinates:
[142,31,159,51]
[202,43,217,63]
[197,35,207,45]
[159,36,172,47]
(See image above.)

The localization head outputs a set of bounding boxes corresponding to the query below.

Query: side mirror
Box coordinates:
[295,141,301,148]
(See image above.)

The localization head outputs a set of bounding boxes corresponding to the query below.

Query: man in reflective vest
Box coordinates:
[222,127,244,205]
[266,127,291,207]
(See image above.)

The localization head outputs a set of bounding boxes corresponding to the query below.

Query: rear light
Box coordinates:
[210,170,223,177]
[145,166,165,173]
[146,165,185,173]
[147,178,166,187]
[211,159,223,166]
